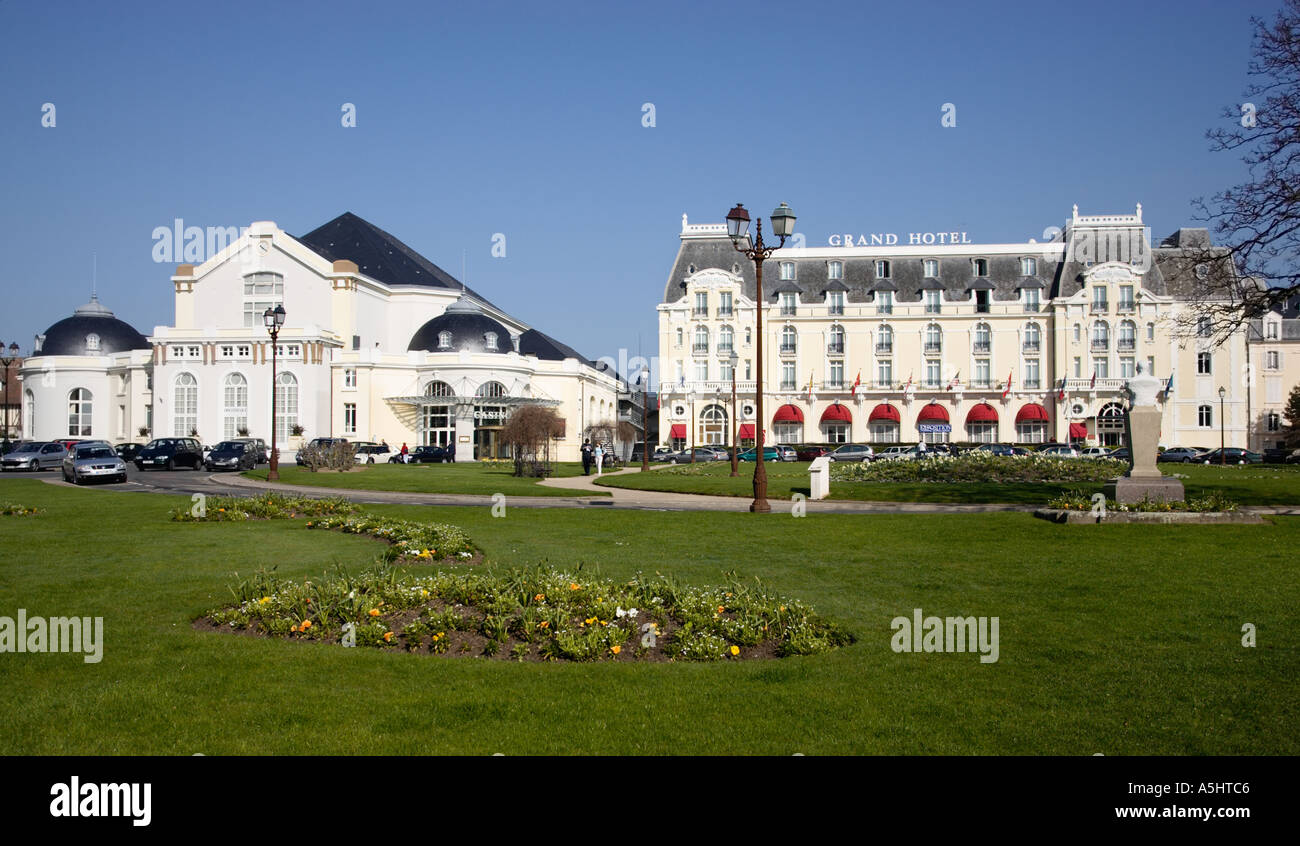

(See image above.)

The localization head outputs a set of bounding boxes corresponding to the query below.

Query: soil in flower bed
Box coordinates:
[197,565,853,662]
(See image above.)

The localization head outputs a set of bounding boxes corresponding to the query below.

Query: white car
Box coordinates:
[1079,446,1114,459]
[874,445,915,460]
[1039,445,1081,459]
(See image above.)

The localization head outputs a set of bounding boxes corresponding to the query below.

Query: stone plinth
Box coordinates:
[1104,476,1185,504]
[1106,404,1184,504]
[809,456,830,500]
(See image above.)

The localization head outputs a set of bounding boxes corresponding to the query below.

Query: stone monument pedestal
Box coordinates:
[1103,404,1185,504]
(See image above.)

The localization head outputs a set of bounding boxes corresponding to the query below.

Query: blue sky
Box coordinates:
[0,0,1282,371]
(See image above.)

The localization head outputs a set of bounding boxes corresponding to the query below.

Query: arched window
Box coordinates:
[974,322,991,352]
[1023,322,1041,352]
[1118,320,1137,350]
[924,323,943,353]
[68,388,93,437]
[475,381,507,399]
[424,380,455,398]
[699,404,727,445]
[1146,322,1155,341]
[275,372,298,442]
[781,325,797,353]
[222,373,248,439]
[693,325,709,354]
[718,325,734,354]
[877,325,893,354]
[173,373,197,436]
[421,381,454,447]
[1097,401,1126,447]
[1091,320,1110,350]
[437,331,452,350]
[828,324,845,354]
[1198,404,1213,427]
[24,389,34,439]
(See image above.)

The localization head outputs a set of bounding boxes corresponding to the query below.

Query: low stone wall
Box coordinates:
[1033,508,1266,525]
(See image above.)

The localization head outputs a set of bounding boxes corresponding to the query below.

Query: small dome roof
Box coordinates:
[36,296,150,356]
[408,297,512,354]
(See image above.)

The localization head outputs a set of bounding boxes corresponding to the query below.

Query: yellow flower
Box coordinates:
[538,621,549,629]
[383,631,394,642]
[729,645,740,656]
[569,583,580,591]
[534,593,545,602]
[611,645,621,655]
[779,605,786,613]
[291,625,299,633]
[368,608,380,617]
[716,606,725,614]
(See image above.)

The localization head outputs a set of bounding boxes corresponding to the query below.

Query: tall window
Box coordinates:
[925,360,941,387]
[779,292,797,315]
[1118,320,1137,351]
[828,291,845,315]
[1268,412,1281,431]
[25,390,34,438]
[484,332,498,351]
[718,325,734,354]
[700,405,727,445]
[173,373,197,436]
[1023,288,1040,313]
[876,291,893,315]
[1198,404,1213,427]
[343,403,357,435]
[719,358,734,382]
[876,360,892,388]
[343,368,356,388]
[1091,321,1110,350]
[828,325,845,354]
[694,292,708,316]
[974,359,991,387]
[827,261,843,280]
[1023,322,1041,352]
[693,325,709,354]
[1266,350,1280,370]
[222,373,248,439]
[719,291,733,316]
[275,372,298,442]
[779,262,795,281]
[1197,351,1212,375]
[829,360,844,387]
[242,272,283,327]
[924,290,941,314]
[781,326,797,353]
[780,362,796,391]
[68,388,93,436]
[924,324,942,354]
[972,258,988,277]
[421,381,455,447]
[693,360,708,382]
[1095,357,1110,378]
[437,331,452,350]
[974,322,991,353]
[1118,285,1135,311]
[876,325,893,354]
[923,259,939,278]
[875,260,891,278]
[1021,257,1037,276]
[1091,285,1108,312]
[1197,316,1212,337]
[1023,359,1041,389]
[1120,357,1135,378]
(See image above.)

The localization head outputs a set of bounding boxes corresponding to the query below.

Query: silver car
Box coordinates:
[62,443,128,484]
[2,441,68,471]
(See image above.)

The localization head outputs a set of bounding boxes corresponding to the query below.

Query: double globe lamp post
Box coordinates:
[264,304,286,481]
[725,202,796,513]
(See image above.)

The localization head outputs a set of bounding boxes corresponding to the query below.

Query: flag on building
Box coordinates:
[1164,371,1174,396]
[947,371,961,391]
[806,371,815,402]
[1058,377,1067,401]
[1090,370,1097,389]
[852,371,861,395]
[1002,370,1013,399]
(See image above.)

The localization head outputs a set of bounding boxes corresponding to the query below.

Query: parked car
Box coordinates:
[354,442,392,464]
[828,443,874,462]
[134,437,205,470]
[114,442,146,462]
[1039,445,1081,459]
[1157,446,1203,464]
[1,439,36,455]
[737,446,781,462]
[1197,448,1262,465]
[669,447,722,464]
[652,446,675,462]
[796,445,831,461]
[874,445,914,461]
[1,441,67,471]
[404,444,452,463]
[232,437,269,463]
[1261,447,1297,464]
[1110,447,1131,461]
[1080,446,1115,459]
[62,443,128,484]
[205,440,257,472]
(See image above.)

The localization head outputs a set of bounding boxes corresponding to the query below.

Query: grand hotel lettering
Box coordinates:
[828,232,973,246]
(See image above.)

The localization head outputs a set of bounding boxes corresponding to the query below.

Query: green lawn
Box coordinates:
[0,476,1295,755]
[599,461,1300,505]
[243,461,609,497]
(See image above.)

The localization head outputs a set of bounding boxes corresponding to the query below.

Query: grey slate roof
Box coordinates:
[408,297,511,354]
[36,296,150,356]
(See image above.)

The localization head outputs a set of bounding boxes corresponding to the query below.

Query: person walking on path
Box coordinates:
[581,439,593,475]
[594,442,604,476]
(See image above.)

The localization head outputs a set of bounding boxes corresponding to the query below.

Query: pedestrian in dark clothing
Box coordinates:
[581,439,593,475]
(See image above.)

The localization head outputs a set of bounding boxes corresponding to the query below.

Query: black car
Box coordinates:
[232,437,269,463]
[405,444,452,463]
[114,442,146,462]
[135,437,205,470]
[205,440,257,472]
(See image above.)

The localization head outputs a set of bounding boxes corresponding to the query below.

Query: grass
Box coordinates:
[598,461,1300,505]
[0,475,1296,755]
[242,461,609,497]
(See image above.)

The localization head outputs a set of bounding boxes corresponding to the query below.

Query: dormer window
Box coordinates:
[85,333,100,352]
[923,259,939,278]
[779,262,795,281]
[484,332,498,350]
[875,260,891,278]
[1021,257,1037,276]
[972,258,989,277]
[437,331,452,350]
[827,261,843,280]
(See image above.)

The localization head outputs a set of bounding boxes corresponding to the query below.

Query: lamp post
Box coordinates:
[1218,385,1226,465]
[640,370,650,473]
[264,305,286,480]
[727,202,796,513]
[0,342,19,446]
[729,352,739,477]
[689,391,696,464]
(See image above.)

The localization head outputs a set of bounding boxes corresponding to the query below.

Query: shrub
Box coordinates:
[298,440,357,472]
[171,492,358,522]
[831,452,1127,484]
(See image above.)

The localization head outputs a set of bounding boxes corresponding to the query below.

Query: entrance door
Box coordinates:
[474,427,504,460]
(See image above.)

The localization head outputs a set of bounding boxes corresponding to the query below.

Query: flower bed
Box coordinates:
[170,492,359,522]
[200,565,854,662]
[305,514,476,563]
[1046,489,1240,513]
[830,452,1128,484]
[0,503,41,516]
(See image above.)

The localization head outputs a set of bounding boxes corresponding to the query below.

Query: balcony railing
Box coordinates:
[779,343,797,354]
[823,380,845,390]
[716,307,733,318]
[1023,380,1041,389]
[779,382,797,391]
[692,307,708,317]
[1117,301,1136,313]
[1117,339,1136,351]
[1091,339,1110,352]
[692,343,709,354]
[827,342,844,354]
[1090,302,1109,313]
[876,305,893,315]
[924,342,943,354]
[1022,341,1040,353]
[875,343,892,355]
[971,379,991,388]
[828,306,844,316]
[925,305,942,314]
[779,306,797,316]
[875,380,894,389]
[716,343,733,355]
[1024,302,1040,313]
[973,341,991,353]
[1064,377,1125,391]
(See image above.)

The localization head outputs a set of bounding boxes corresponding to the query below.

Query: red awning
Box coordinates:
[773,403,804,423]
[669,424,686,439]
[820,403,852,423]
[1068,422,1088,439]
[738,424,755,439]
[917,403,949,423]
[868,403,900,423]
[1016,403,1050,423]
[965,402,999,424]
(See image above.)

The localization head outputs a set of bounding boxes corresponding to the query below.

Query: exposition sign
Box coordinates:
[917,423,952,434]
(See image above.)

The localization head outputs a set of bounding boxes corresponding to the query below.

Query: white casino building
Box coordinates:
[20,213,622,461]
[658,205,1263,451]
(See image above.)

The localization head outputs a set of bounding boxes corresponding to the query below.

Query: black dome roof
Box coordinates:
[408,298,512,354]
[37,297,150,356]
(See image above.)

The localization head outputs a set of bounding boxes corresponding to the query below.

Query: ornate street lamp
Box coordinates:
[0,342,20,445]
[689,390,697,464]
[726,202,796,512]
[264,304,286,481]
[640,369,650,473]
[729,351,740,477]
[1218,385,1226,465]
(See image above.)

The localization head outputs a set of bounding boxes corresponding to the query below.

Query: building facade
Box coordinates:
[20,213,621,461]
[657,205,1273,451]
[1248,297,1300,452]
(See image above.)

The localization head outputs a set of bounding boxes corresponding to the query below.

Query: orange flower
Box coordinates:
[300,620,312,630]
[538,620,549,629]
[716,606,725,614]
[611,645,621,655]
[383,631,394,642]
[369,608,380,617]
[534,593,545,602]
[569,583,580,591]
[291,625,299,633]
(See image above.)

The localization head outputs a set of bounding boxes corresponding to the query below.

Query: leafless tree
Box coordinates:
[502,405,563,477]
[1188,0,1300,339]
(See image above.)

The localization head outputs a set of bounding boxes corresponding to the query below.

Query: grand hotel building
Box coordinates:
[657,205,1284,451]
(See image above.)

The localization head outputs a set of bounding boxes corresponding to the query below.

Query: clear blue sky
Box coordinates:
[0,0,1282,371]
